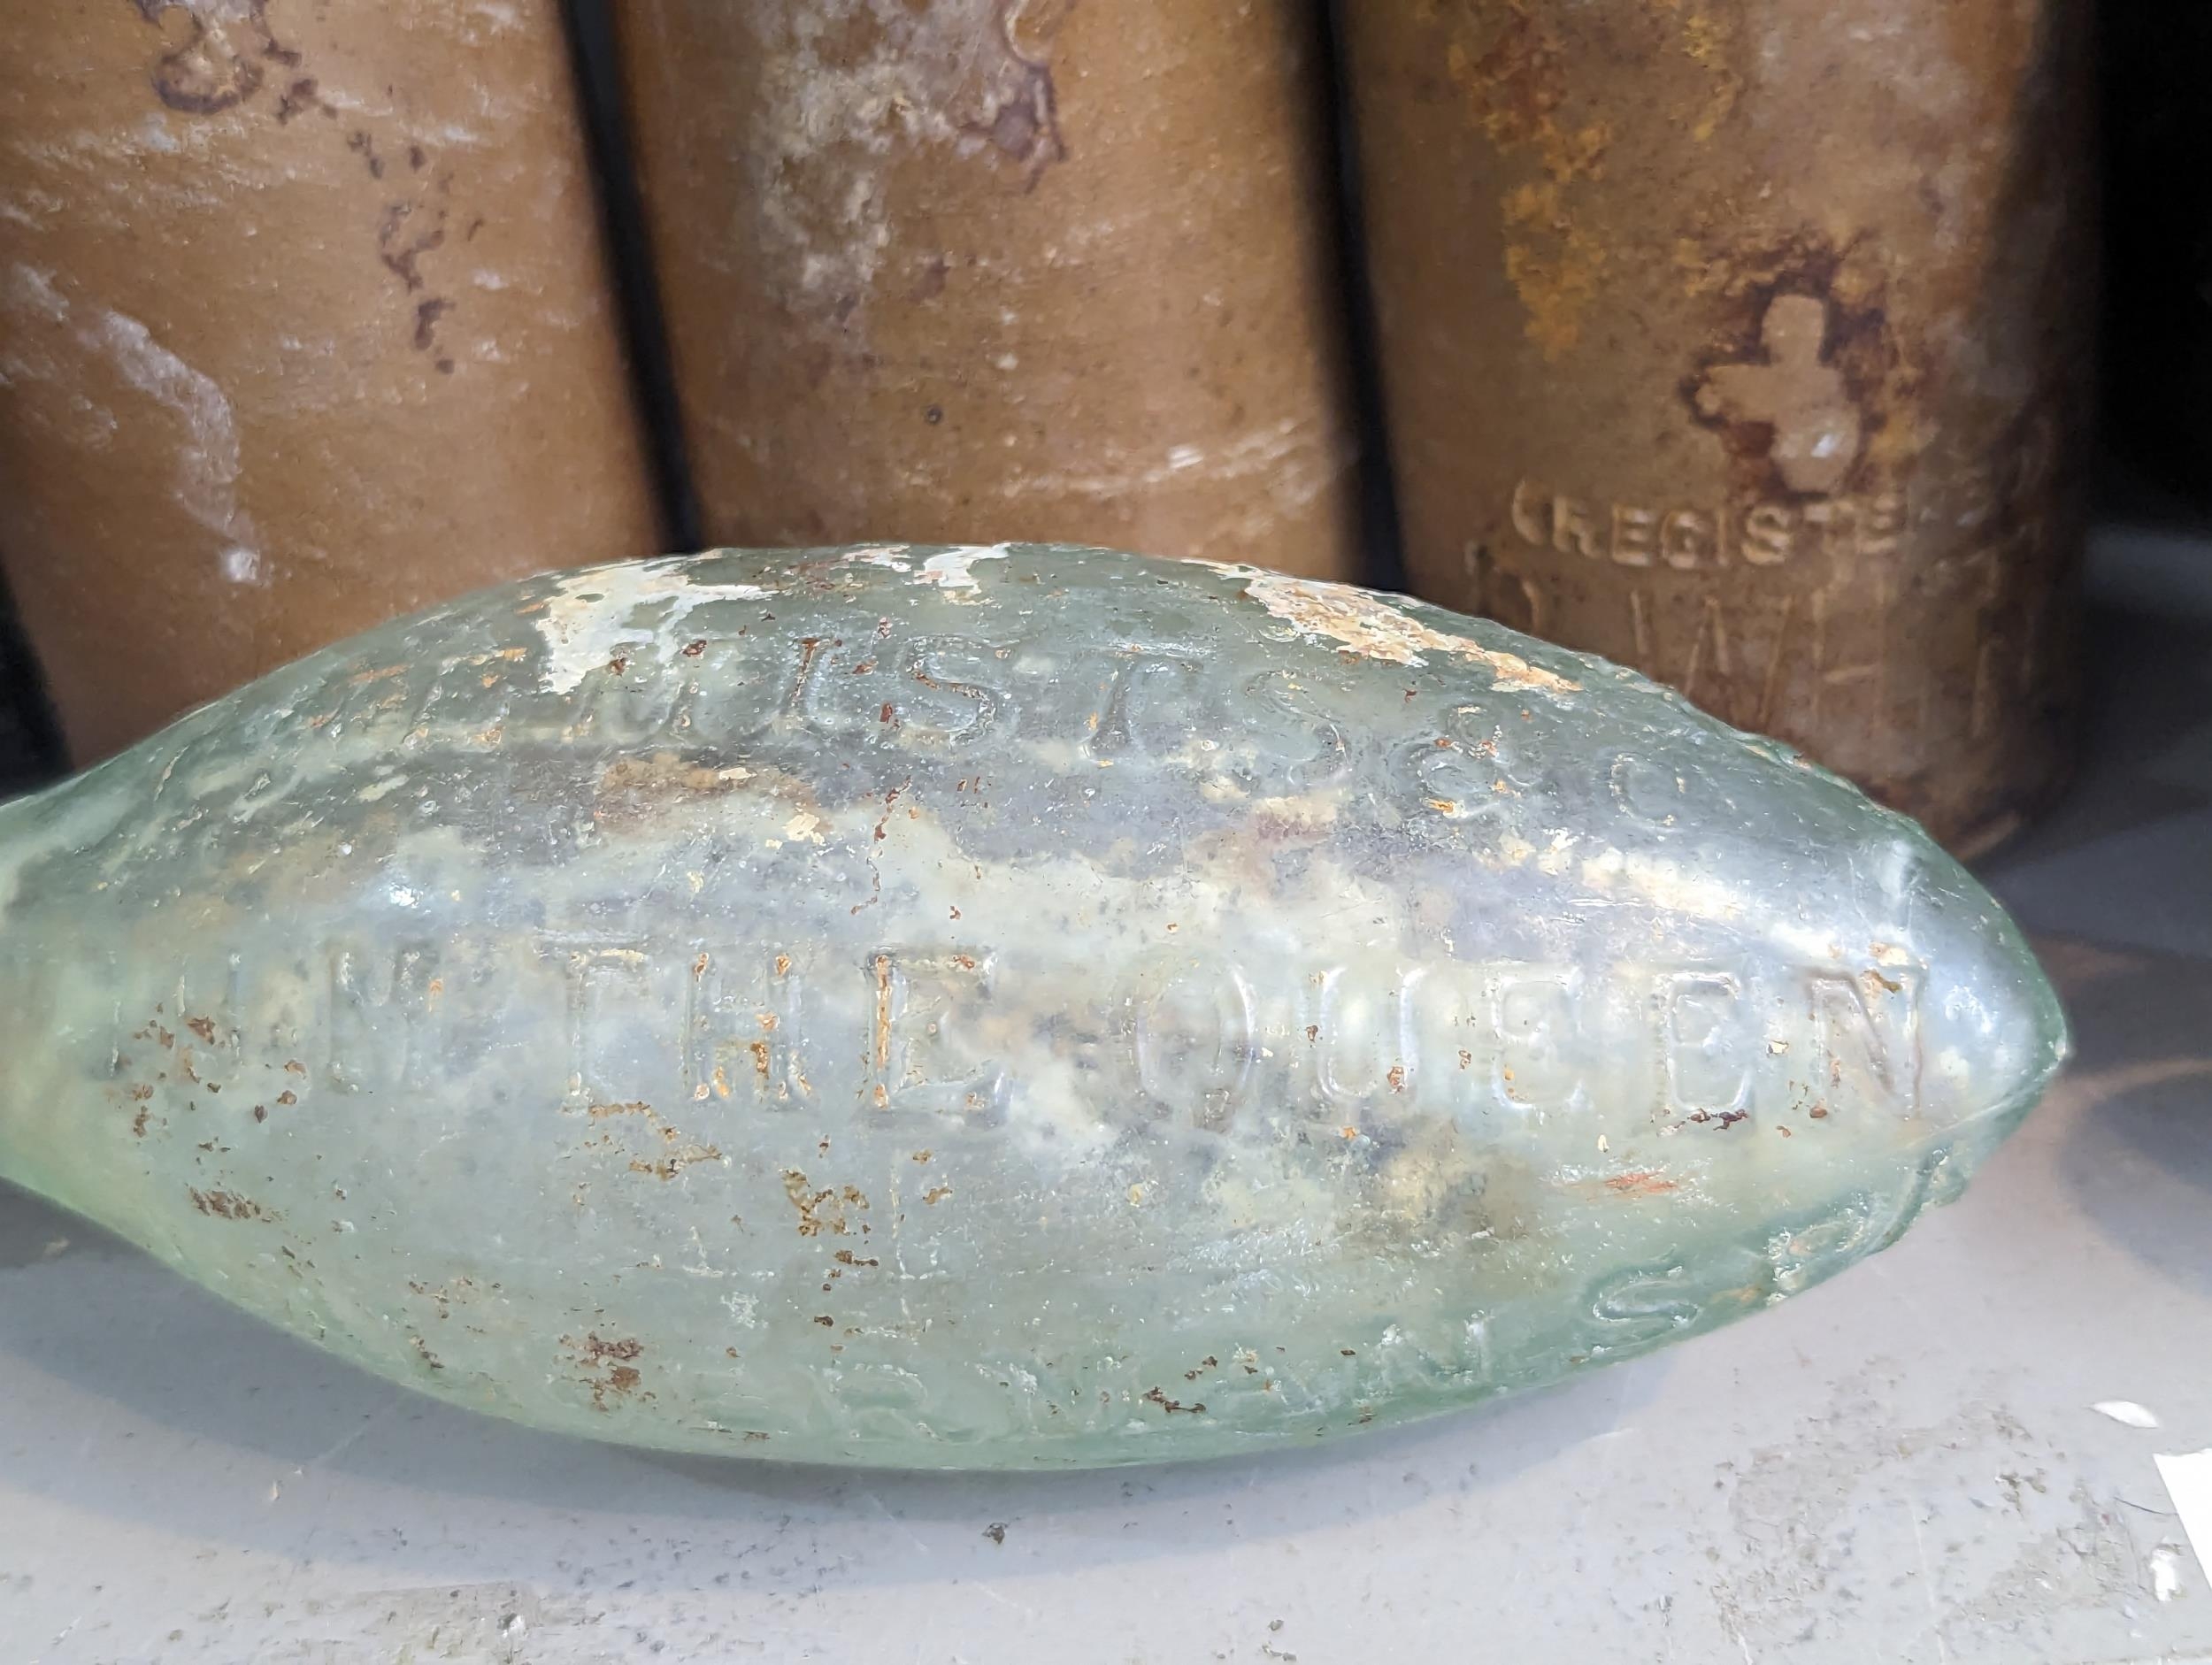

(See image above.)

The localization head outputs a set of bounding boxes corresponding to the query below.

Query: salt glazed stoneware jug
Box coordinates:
[0,545,2067,1468]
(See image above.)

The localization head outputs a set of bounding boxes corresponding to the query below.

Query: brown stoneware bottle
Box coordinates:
[0,0,664,762]
[617,0,1363,579]
[1341,0,2096,855]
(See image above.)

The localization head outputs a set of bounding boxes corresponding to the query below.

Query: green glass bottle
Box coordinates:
[0,545,2066,1467]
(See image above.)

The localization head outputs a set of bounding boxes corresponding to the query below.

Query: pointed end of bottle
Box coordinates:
[1907,848,2070,1149]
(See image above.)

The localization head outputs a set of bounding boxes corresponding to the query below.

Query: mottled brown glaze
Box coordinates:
[0,0,664,763]
[1342,0,2096,856]
[617,0,1362,579]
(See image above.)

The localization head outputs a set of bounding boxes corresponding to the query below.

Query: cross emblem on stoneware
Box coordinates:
[1694,293,1864,496]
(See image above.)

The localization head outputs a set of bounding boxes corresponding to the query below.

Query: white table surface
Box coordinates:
[4,521,2210,1665]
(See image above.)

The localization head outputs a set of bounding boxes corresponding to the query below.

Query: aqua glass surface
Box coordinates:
[0,546,2067,1467]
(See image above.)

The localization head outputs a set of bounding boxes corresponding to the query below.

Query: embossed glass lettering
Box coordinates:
[0,544,2064,1468]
